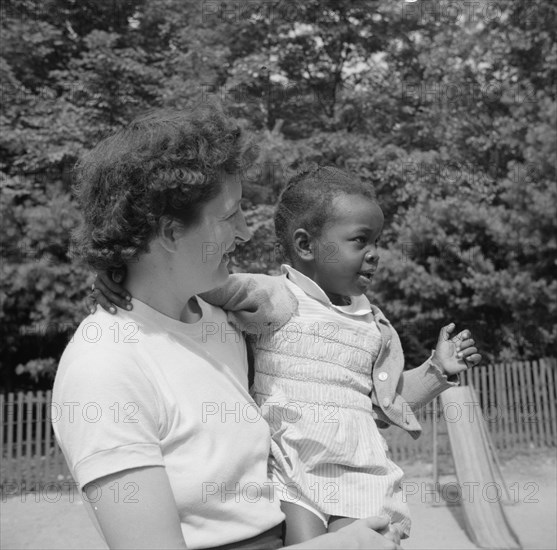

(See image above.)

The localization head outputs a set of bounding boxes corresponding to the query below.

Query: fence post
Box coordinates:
[539,359,552,446]
[44,390,52,481]
[15,392,24,483]
[532,360,546,446]
[505,361,517,448]
[517,360,531,447]
[25,391,34,483]
[543,358,557,444]
[0,393,4,484]
[525,360,538,446]
[5,393,14,484]
[496,361,505,446]
[35,391,44,481]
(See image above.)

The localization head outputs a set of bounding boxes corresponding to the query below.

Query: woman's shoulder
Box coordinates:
[55,309,150,386]
[63,309,143,352]
[196,296,230,322]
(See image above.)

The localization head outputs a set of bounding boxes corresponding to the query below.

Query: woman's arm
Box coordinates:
[288,516,400,549]
[88,466,398,550]
[85,466,186,549]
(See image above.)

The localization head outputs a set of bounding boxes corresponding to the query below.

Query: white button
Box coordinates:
[371,411,378,419]
[382,397,390,408]
[378,372,388,381]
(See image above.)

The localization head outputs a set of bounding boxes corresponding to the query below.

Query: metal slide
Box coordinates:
[440,386,522,549]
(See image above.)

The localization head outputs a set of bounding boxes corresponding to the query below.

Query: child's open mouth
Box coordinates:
[357,270,375,281]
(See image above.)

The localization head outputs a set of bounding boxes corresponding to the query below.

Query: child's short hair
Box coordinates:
[274,165,377,261]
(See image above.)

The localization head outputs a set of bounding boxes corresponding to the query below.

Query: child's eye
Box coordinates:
[353,236,366,244]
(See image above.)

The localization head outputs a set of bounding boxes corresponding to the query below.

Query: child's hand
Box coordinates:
[383,523,403,545]
[86,268,131,315]
[431,323,481,376]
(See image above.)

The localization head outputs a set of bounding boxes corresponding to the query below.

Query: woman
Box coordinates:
[52,107,399,549]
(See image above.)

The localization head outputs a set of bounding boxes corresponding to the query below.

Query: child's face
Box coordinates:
[311,194,384,303]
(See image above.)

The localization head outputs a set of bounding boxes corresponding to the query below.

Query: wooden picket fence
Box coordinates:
[0,390,71,489]
[1,358,556,488]
[385,357,557,462]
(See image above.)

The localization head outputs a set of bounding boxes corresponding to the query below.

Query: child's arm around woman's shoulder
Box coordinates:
[85,270,298,334]
[200,273,298,334]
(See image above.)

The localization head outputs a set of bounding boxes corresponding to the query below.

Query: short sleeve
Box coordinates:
[52,352,165,489]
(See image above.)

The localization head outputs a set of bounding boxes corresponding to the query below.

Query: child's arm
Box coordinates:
[199,273,298,334]
[398,322,481,406]
[88,270,298,335]
[372,323,481,435]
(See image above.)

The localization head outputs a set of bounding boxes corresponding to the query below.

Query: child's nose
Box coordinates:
[235,211,251,243]
[365,249,379,264]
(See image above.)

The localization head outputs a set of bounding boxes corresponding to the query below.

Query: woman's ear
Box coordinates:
[292,228,315,261]
[157,216,184,253]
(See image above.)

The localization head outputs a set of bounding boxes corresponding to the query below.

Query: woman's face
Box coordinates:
[174,173,250,294]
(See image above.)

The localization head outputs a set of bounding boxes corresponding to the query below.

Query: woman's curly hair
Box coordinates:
[274,164,377,262]
[72,106,257,271]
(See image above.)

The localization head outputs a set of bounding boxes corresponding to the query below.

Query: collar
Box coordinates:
[281,264,373,317]
[126,296,210,335]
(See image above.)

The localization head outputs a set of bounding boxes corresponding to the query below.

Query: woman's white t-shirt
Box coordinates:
[52,297,284,548]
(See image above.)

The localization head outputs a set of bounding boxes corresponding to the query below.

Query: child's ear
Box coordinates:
[292,228,315,261]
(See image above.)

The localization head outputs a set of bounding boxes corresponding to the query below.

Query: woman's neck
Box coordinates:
[126,255,201,323]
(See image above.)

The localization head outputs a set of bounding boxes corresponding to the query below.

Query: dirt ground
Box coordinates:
[1,450,555,550]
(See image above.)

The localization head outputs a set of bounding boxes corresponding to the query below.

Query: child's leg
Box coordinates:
[281,501,327,545]
[327,515,356,532]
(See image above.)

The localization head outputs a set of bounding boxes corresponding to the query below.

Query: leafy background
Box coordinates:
[1,0,556,391]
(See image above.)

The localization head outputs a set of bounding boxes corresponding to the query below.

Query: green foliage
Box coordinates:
[1,0,555,390]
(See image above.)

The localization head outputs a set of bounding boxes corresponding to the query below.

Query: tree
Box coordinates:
[1,0,555,390]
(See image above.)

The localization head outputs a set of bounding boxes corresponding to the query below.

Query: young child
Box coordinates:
[91,165,481,545]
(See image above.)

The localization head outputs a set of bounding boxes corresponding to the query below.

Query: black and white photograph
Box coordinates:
[1,1,555,549]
